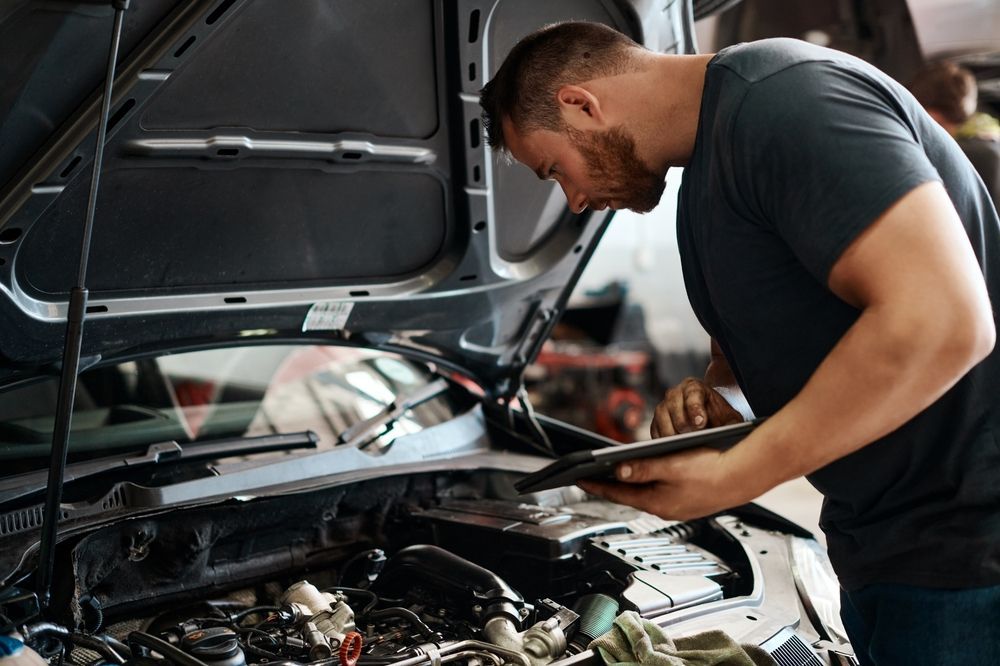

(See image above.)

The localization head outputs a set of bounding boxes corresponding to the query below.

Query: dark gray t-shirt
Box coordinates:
[677,38,1000,590]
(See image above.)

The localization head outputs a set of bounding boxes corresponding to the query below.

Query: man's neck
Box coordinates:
[638,53,715,169]
[572,51,715,171]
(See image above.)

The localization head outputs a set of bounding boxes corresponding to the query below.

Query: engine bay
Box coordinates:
[7,472,817,666]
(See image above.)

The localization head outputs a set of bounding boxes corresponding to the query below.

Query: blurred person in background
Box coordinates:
[910,61,1000,207]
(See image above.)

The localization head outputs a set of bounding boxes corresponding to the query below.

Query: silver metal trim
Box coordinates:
[125,136,437,164]
[4,263,548,322]
[137,69,172,81]
[29,185,66,195]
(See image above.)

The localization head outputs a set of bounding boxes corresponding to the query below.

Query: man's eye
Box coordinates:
[547,166,558,179]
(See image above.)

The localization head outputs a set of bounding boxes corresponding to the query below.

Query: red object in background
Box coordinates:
[535,347,649,374]
[594,387,646,443]
[529,342,653,443]
[173,379,216,407]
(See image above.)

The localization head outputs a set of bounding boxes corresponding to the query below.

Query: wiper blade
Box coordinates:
[0,431,318,507]
[337,378,450,448]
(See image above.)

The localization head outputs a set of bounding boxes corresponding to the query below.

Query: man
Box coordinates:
[909,60,1000,207]
[480,22,1000,665]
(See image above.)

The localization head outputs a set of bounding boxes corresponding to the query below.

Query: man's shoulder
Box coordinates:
[710,38,865,84]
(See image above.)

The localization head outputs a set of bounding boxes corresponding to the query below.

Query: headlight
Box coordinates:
[790,536,850,645]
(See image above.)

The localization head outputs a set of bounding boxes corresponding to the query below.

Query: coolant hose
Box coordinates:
[378,545,523,625]
[21,624,127,666]
[21,623,70,642]
[71,635,127,665]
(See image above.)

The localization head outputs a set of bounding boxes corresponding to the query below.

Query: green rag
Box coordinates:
[589,611,778,666]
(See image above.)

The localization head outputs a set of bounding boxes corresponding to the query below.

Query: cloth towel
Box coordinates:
[589,611,778,666]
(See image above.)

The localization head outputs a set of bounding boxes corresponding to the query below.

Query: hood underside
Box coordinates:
[0,0,691,394]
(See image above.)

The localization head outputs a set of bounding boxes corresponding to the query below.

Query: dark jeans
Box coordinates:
[840,583,1000,665]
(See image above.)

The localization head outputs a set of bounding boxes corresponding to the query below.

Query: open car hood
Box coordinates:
[0,0,691,396]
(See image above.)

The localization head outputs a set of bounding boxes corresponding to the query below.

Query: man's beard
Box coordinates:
[566,125,666,214]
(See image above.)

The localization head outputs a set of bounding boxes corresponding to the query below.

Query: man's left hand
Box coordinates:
[577,446,749,521]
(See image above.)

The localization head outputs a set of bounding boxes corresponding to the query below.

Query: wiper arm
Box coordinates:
[337,379,450,448]
[0,431,318,507]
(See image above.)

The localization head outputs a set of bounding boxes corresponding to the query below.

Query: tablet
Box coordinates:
[514,418,763,494]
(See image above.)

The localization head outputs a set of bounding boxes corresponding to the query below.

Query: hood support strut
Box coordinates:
[36,0,130,610]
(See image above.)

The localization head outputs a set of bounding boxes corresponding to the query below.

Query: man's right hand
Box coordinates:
[650,377,744,438]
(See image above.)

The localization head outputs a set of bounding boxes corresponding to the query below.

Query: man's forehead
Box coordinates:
[501,117,532,163]
[501,117,553,169]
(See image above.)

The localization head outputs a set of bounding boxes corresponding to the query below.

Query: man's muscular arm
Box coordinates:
[582,181,995,519]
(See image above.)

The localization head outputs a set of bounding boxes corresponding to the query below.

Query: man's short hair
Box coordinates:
[909,61,978,125]
[479,21,643,154]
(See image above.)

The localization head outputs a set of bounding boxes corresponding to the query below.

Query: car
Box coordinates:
[0,1,852,665]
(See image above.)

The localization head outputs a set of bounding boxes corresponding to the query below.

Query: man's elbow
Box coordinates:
[966,305,996,364]
[881,295,995,379]
[942,298,996,372]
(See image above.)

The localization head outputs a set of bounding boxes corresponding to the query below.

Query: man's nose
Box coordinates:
[558,181,588,214]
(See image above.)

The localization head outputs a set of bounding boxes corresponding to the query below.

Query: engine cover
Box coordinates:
[413,499,630,561]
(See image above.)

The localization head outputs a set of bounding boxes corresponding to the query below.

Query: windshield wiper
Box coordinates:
[337,378,450,448]
[0,431,318,508]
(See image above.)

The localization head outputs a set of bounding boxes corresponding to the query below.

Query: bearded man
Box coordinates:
[480,21,1000,665]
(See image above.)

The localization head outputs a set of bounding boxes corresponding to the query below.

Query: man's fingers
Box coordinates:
[665,386,690,432]
[651,378,734,439]
[667,378,707,433]
[577,480,661,514]
[616,455,683,484]
[617,461,636,483]
[651,397,676,438]
[681,380,708,430]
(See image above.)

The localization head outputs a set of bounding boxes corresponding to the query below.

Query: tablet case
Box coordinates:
[515,418,763,494]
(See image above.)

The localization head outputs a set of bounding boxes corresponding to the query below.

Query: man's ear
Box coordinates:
[556,85,606,131]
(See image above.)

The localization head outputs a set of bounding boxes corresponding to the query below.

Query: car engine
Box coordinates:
[5,473,828,666]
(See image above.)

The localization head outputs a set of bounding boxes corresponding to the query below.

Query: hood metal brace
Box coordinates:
[516,387,555,456]
[35,0,130,611]
[485,388,555,458]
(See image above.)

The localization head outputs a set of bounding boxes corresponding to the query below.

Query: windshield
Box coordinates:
[0,345,470,477]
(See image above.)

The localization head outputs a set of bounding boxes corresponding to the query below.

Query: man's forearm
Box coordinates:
[704,338,737,389]
[721,302,994,499]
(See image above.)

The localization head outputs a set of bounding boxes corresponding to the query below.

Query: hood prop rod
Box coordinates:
[36,0,130,611]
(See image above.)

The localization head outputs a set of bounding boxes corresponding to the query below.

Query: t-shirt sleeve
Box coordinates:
[728,61,942,283]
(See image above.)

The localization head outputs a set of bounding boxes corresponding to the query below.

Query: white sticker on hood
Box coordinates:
[302,301,354,332]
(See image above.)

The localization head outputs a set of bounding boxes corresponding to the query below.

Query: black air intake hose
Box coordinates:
[377,545,524,626]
